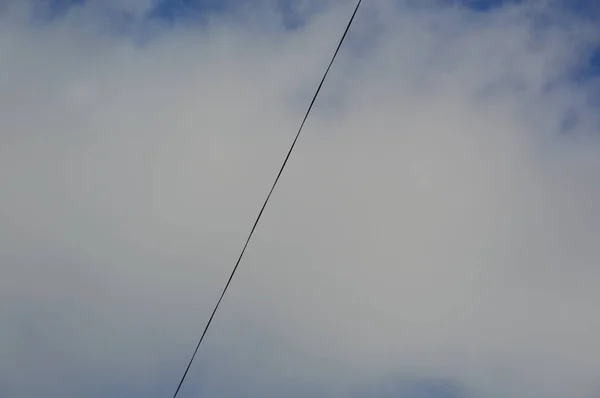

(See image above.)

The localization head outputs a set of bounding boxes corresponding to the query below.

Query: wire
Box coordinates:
[171,1,363,396]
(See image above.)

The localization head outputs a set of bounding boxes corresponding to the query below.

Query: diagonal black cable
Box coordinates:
[171,1,362,397]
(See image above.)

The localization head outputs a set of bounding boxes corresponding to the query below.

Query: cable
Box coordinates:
[171,1,363,396]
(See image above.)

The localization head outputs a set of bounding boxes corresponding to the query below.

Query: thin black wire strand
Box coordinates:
[171,1,362,397]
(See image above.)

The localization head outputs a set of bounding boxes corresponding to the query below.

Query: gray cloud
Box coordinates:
[1,1,600,397]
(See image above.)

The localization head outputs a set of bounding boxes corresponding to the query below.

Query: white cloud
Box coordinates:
[1,1,600,397]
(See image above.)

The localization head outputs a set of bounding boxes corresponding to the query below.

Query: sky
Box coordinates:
[1,0,600,398]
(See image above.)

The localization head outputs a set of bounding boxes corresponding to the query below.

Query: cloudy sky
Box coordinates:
[1,0,600,397]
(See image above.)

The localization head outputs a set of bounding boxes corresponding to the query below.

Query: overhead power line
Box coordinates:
[170,1,363,397]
